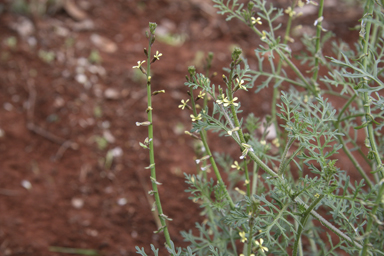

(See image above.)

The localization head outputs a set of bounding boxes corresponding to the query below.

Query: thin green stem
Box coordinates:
[361,1,384,254]
[200,54,213,182]
[144,25,172,248]
[336,94,357,126]
[251,162,258,196]
[189,87,235,209]
[294,208,304,256]
[322,90,351,99]
[226,59,251,202]
[293,195,324,256]
[229,228,238,255]
[307,222,319,254]
[311,0,325,83]
[277,136,295,176]
[337,134,373,189]
[276,49,314,93]
[282,145,304,174]
[294,197,363,249]
[248,70,306,88]
[272,0,296,152]
[362,183,384,256]
[227,71,246,144]
[338,113,365,123]
[248,21,313,93]
[334,94,374,188]
[244,161,251,196]
[247,217,254,256]
[344,132,373,167]
[369,13,380,48]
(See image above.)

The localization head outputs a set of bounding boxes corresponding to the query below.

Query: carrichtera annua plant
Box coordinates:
[134,23,173,249]
[136,0,384,255]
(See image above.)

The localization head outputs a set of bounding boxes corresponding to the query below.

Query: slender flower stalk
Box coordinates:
[188,85,235,209]
[137,22,172,248]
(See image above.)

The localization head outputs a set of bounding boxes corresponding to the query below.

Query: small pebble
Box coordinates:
[75,74,87,84]
[111,147,123,157]
[104,88,120,100]
[4,103,13,111]
[71,198,84,209]
[117,198,127,206]
[21,180,32,190]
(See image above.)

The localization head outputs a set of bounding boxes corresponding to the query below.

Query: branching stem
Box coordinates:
[292,195,325,256]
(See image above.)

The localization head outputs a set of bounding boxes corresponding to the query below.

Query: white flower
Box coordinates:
[153,51,162,60]
[132,60,146,69]
[190,114,202,122]
[239,231,247,243]
[255,238,269,252]
[178,99,189,110]
[251,17,262,25]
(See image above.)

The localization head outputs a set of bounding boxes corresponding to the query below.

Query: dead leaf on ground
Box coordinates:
[90,34,118,53]
[64,0,88,21]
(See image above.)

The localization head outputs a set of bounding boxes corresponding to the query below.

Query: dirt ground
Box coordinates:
[0,0,365,255]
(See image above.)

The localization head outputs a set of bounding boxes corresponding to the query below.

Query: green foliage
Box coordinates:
[136,0,384,255]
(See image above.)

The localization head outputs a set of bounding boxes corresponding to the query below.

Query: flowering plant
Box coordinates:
[136,0,384,255]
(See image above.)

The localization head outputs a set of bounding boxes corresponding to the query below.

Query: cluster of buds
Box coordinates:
[152,90,165,96]
[314,16,327,32]
[195,155,211,164]
[227,127,240,136]
[240,143,254,159]
[139,137,152,149]
[134,23,166,131]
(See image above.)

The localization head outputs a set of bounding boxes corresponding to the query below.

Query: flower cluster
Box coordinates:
[285,7,296,17]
